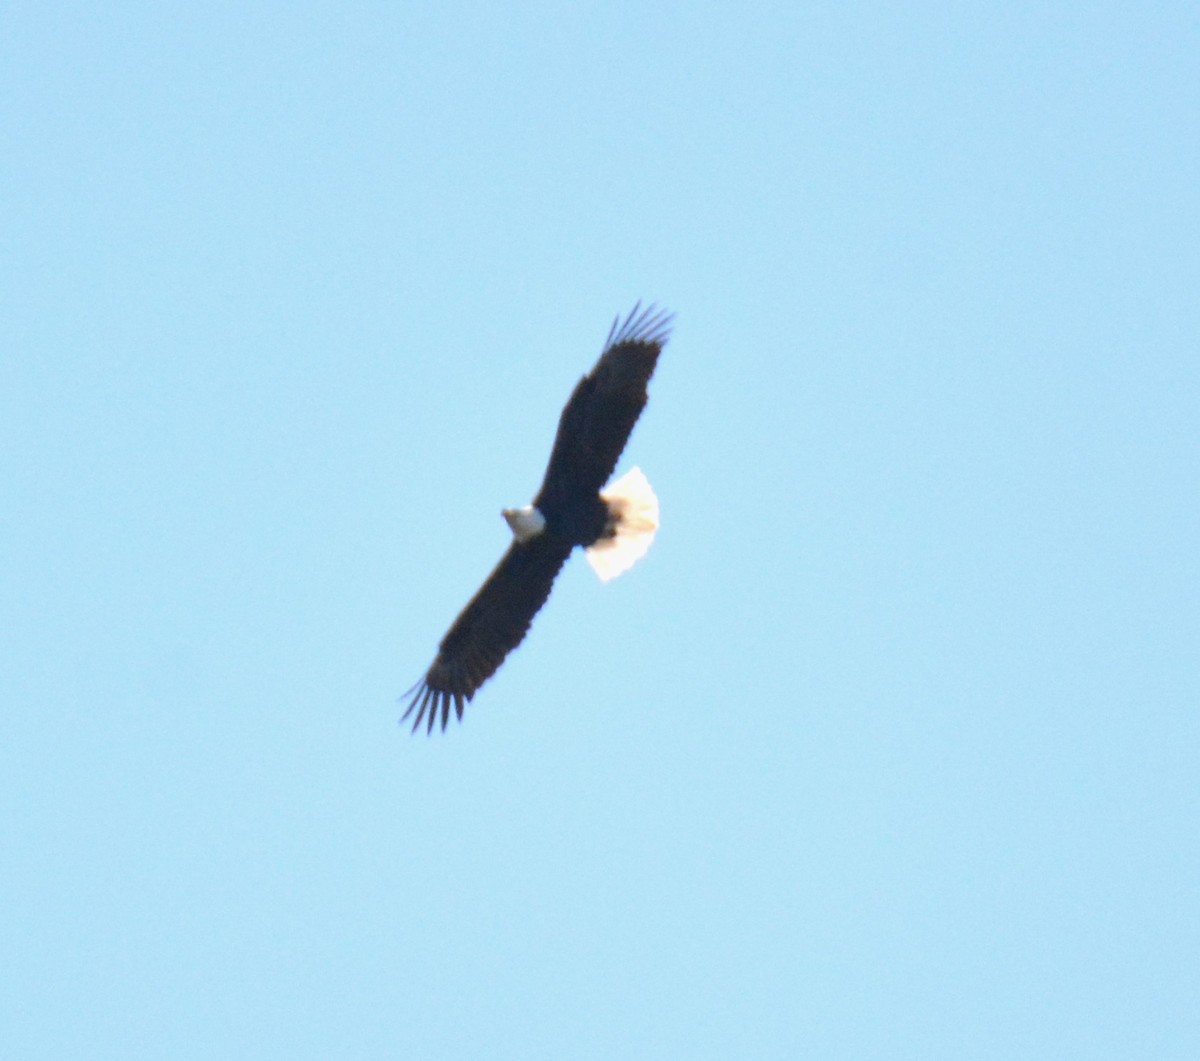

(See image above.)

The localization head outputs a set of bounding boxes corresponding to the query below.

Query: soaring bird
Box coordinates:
[403,303,673,732]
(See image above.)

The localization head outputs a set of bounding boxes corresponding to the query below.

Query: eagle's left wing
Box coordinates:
[402,534,573,733]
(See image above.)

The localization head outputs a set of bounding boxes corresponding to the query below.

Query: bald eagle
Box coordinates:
[403,303,673,732]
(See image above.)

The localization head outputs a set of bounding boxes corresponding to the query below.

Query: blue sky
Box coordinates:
[3,2,1197,1057]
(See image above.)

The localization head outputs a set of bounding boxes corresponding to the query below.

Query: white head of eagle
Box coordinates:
[403,302,673,734]
[501,504,546,543]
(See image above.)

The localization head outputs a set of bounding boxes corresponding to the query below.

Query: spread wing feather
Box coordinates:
[401,535,573,732]
[533,302,673,518]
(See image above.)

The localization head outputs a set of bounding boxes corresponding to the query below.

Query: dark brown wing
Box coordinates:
[402,534,573,733]
[533,303,673,518]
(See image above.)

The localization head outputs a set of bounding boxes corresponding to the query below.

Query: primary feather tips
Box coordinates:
[604,301,674,353]
[400,681,466,734]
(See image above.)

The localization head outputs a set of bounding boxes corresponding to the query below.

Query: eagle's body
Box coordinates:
[403,303,672,732]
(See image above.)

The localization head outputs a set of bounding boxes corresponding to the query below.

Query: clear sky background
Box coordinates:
[3,3,1197,1058]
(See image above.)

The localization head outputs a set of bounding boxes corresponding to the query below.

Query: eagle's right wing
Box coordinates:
[534,303,673,517]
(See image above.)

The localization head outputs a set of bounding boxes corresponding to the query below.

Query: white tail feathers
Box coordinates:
[585,466,660,583]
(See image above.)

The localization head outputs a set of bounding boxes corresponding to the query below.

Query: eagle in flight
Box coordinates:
[403,303,673,732]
